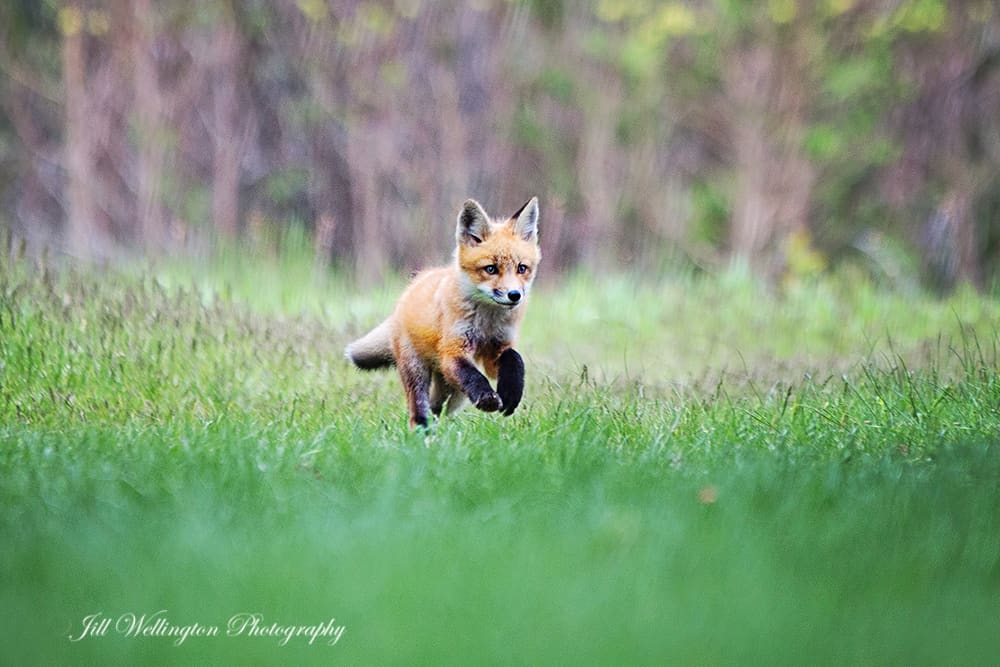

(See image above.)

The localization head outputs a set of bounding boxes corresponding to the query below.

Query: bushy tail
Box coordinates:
[345,319,395,370]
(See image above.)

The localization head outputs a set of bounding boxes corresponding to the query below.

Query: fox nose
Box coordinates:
[508,290,521,303]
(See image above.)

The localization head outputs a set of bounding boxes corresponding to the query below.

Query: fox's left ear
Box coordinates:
[510,197,539,242]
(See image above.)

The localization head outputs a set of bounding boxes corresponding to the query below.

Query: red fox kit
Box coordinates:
[346,197,541,428]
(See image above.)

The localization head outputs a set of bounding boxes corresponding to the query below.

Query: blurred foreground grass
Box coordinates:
[2,249,999,665]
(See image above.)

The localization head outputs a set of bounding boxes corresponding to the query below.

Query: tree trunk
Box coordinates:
[211,6,242,238]
[725,40,814,278]
[61,0,99,256]
[923,186,980,290]
[131,0,165,250]
[346,118,384,285]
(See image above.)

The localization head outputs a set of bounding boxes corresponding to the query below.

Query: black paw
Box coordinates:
[497,348,525,416]
[474,391,503,412]
[498,381,522,416]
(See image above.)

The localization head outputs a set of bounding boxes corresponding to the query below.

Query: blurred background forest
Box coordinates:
[1,0,998,289]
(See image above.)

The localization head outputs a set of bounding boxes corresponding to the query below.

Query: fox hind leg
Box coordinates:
[445,392,467,415]
[430,373,468,417]
[397,346,432,428]
[429,373,453,416]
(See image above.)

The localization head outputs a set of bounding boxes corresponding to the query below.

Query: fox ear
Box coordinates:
[457,199,490,246]
[511,197,539,242]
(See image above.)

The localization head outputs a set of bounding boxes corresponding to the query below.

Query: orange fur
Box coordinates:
[346,197,541,427]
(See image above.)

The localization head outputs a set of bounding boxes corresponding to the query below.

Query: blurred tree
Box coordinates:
[0,0,997,288]
[0,2,64,246]
[210,0,249,239]
[60,0,100,256]
[890,0,1000,290]
[131,0,166,250]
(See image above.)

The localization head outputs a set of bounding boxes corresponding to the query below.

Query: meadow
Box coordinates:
[2,245,1000,665]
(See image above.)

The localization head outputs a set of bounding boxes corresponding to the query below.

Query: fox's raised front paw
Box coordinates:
[474,391,503,413]
[497,348,524,416]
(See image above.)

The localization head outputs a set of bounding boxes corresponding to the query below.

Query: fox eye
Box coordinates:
[517,264,529,274]
[483,265,498,275]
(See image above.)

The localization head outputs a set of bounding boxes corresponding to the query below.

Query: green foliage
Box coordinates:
[689,179,730,246]
[803,123,845,161]
[263,167,310,207]
[538,67,575,104]
[528,0,565,30]
[0,1,57,51]
[896,0,949,33]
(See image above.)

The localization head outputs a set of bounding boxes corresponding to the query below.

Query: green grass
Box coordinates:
[2,250,1000,665]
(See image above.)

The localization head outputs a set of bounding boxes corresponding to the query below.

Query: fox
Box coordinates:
[345,197,541,428]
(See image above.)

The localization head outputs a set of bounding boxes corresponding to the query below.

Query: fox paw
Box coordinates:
[497,375,523,417]
[474,391,503,412]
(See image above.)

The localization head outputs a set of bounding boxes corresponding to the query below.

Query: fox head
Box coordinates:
[455,197,541,309]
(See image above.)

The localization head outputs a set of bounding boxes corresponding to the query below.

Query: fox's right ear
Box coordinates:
[457,199,490,246]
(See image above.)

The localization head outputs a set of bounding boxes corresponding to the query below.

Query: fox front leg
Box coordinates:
[452,358,502,413]
[496,348,525,416]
